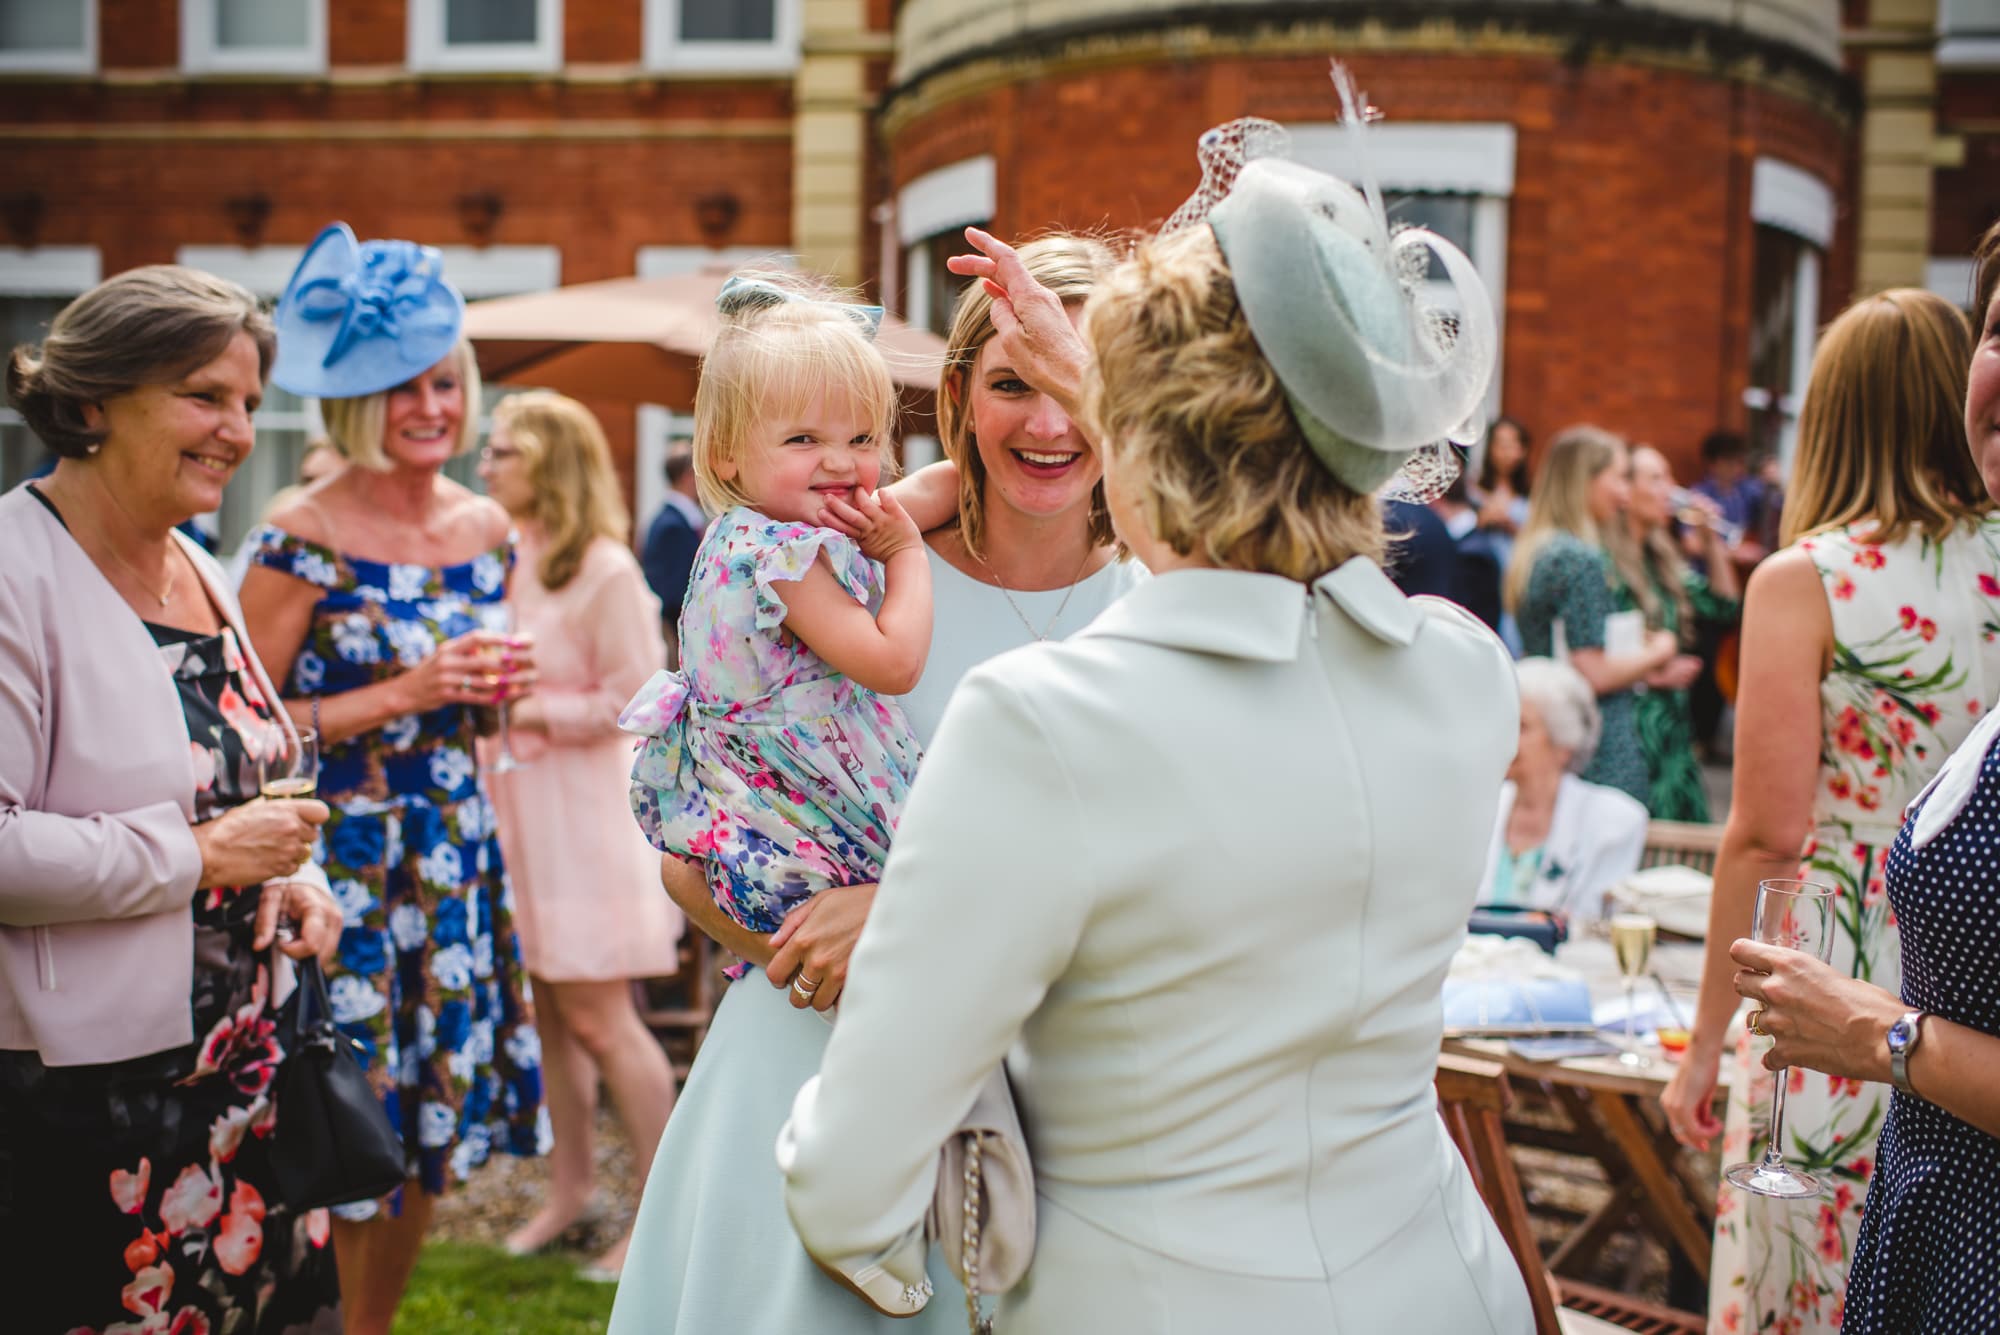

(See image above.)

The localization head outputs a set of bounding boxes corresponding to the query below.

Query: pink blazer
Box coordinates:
[0,485,325,1066]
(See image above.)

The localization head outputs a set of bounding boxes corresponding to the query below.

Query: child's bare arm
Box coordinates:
[822,460,959,536]
[782,491,933,695]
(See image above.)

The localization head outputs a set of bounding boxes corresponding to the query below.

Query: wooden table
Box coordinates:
[1444,939,1725,1290]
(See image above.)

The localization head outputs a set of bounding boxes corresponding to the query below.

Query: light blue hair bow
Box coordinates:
[716,273,884,341]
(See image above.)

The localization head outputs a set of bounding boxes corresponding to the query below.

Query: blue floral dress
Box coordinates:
[248,528,544,1210]
[621,507,922,971]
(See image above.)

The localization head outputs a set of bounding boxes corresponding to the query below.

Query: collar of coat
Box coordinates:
[1075,557,1422,662]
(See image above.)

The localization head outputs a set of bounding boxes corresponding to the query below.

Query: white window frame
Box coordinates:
[896,154,995,334]
[1938,0,2000,67]
[1292,123,1515,427]
[181,0,326,75]
[645,0,799,74]
[408,0,562,74]
[1746,156,1831,467]
[1927,256,1978,309]
[0,0,97,74]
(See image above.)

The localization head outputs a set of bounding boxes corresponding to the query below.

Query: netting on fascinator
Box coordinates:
[1159,65,1497,502]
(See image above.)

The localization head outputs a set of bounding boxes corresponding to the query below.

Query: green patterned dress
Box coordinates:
[1516,532,1649,804]
[1613,550,1737,822]
[1707,516,2000,1334]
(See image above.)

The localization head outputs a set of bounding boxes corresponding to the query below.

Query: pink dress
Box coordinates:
[483,533,684,981]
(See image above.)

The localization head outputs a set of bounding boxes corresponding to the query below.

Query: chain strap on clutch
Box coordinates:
[961,1134,993,1335]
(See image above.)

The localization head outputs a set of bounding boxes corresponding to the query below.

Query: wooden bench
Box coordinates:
[1638,821,1722,876]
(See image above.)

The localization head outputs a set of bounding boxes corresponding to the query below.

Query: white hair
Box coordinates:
[1514,657,1602,774]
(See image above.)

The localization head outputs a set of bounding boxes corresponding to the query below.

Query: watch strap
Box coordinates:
[1889,1010,1926,1096]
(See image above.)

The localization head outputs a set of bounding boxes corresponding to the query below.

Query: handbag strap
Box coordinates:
[961,1134,993,1335]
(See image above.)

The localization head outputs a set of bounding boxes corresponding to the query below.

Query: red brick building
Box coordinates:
[1,0,1870,534]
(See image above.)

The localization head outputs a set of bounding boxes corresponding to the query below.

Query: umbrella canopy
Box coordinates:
[462,269,948,408]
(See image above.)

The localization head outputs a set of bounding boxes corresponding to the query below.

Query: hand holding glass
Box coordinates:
[1725,879,1837,1199]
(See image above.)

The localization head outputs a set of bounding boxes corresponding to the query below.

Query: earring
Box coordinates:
[85,443,101,455]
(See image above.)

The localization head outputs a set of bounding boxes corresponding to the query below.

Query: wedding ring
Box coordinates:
[1748,1009,1767,1036]
[792,973,820,997]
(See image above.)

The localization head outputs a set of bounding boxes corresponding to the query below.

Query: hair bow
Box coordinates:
[272,223,466,400]
[716,273,884,341]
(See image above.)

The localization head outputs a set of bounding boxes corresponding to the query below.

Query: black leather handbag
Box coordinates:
[269,957,408,1210]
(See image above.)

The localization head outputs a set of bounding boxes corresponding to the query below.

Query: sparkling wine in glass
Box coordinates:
[479,602,522,773]
[260,727,319,800]
[1725,878,1837,1199]
[1610,911,1657,1067]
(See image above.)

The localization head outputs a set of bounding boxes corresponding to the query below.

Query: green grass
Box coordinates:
[400,1242,616,1333]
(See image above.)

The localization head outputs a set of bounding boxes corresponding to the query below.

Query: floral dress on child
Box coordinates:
[1707,516,2000,1334]
[622,506,921,969]
[248,528,545,1211]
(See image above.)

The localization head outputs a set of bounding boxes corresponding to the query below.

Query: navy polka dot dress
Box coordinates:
[1845,735,2000,1331]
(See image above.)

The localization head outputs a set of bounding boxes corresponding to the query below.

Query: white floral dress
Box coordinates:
[1708,516,2000,1333]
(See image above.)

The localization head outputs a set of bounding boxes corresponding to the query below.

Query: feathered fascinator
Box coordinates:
[1161,65,1496,500]
[272,223,465,400]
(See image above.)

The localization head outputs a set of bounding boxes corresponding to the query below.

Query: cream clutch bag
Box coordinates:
[928,1065,1037,1333]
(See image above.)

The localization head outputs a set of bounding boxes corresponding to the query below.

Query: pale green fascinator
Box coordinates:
[1160,66,1498,500]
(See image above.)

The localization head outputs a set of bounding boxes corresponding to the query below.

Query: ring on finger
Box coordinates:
[1748,1009,1767,1036]
[792,973,820,997]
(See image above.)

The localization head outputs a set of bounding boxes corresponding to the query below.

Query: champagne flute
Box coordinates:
[1725,878,1837,1199]
[259,727,319,800]
[479,602,523,773]
[1610,911,1657,1068]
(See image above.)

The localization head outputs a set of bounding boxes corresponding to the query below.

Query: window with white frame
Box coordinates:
[0,0,95,73]
[182,0,325,75]
[0,246,100,493]
[646,0,798,74]
[409,0,561,73]
[1293,122,1515,428]
[1939,0,2000,68]
[1744,157,1831,469]
[895,155,994,338]
[179,242,562,553]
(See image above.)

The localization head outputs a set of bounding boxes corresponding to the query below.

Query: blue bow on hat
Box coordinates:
[272,222,466,400]
[716,273,883,340]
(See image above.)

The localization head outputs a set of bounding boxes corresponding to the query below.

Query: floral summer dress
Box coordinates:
[0,618,339,1335]
[1517,531,1650,803]
[622,507,921,973]
[1707,517,2000,1334]
[248,528,545,1212]
[1612,549,1737,822]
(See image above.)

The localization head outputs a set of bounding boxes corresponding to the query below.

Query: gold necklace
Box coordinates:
[971,541,1096,643]
[54,486,179,608]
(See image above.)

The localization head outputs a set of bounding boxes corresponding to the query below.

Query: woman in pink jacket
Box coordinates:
[0,266,342,1334]
[475,390,684,1281]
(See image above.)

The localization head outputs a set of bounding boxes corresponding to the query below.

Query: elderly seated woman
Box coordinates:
[1480,656,1649,927]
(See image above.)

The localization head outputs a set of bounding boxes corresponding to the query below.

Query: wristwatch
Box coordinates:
[1887,1011,1927,1096]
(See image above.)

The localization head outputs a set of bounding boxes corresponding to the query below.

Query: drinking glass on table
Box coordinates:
[1610,911,1657,1068]
[478,602,524,773]
[1725,878,1837,1199]
[259,727,319,800]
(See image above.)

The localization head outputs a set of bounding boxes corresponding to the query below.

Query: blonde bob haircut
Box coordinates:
[319,337,483,472]
[939,234,1120,560]
[1781,287,1985,548]
[1081,224,1383,582]
[490,390,630,592]
[692,270,898,516]
[1504,424,1627,614]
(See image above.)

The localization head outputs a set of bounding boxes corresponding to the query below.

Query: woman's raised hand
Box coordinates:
[398,629,538,714]
[193,798,330,890]
[946,227,1091,415]
[765,883,878,1012]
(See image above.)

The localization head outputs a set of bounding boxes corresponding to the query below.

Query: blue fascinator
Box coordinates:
[271,222,466,400]
[715,272,884,340]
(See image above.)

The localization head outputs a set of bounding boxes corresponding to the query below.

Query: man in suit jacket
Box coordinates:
[640,438,708,665]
